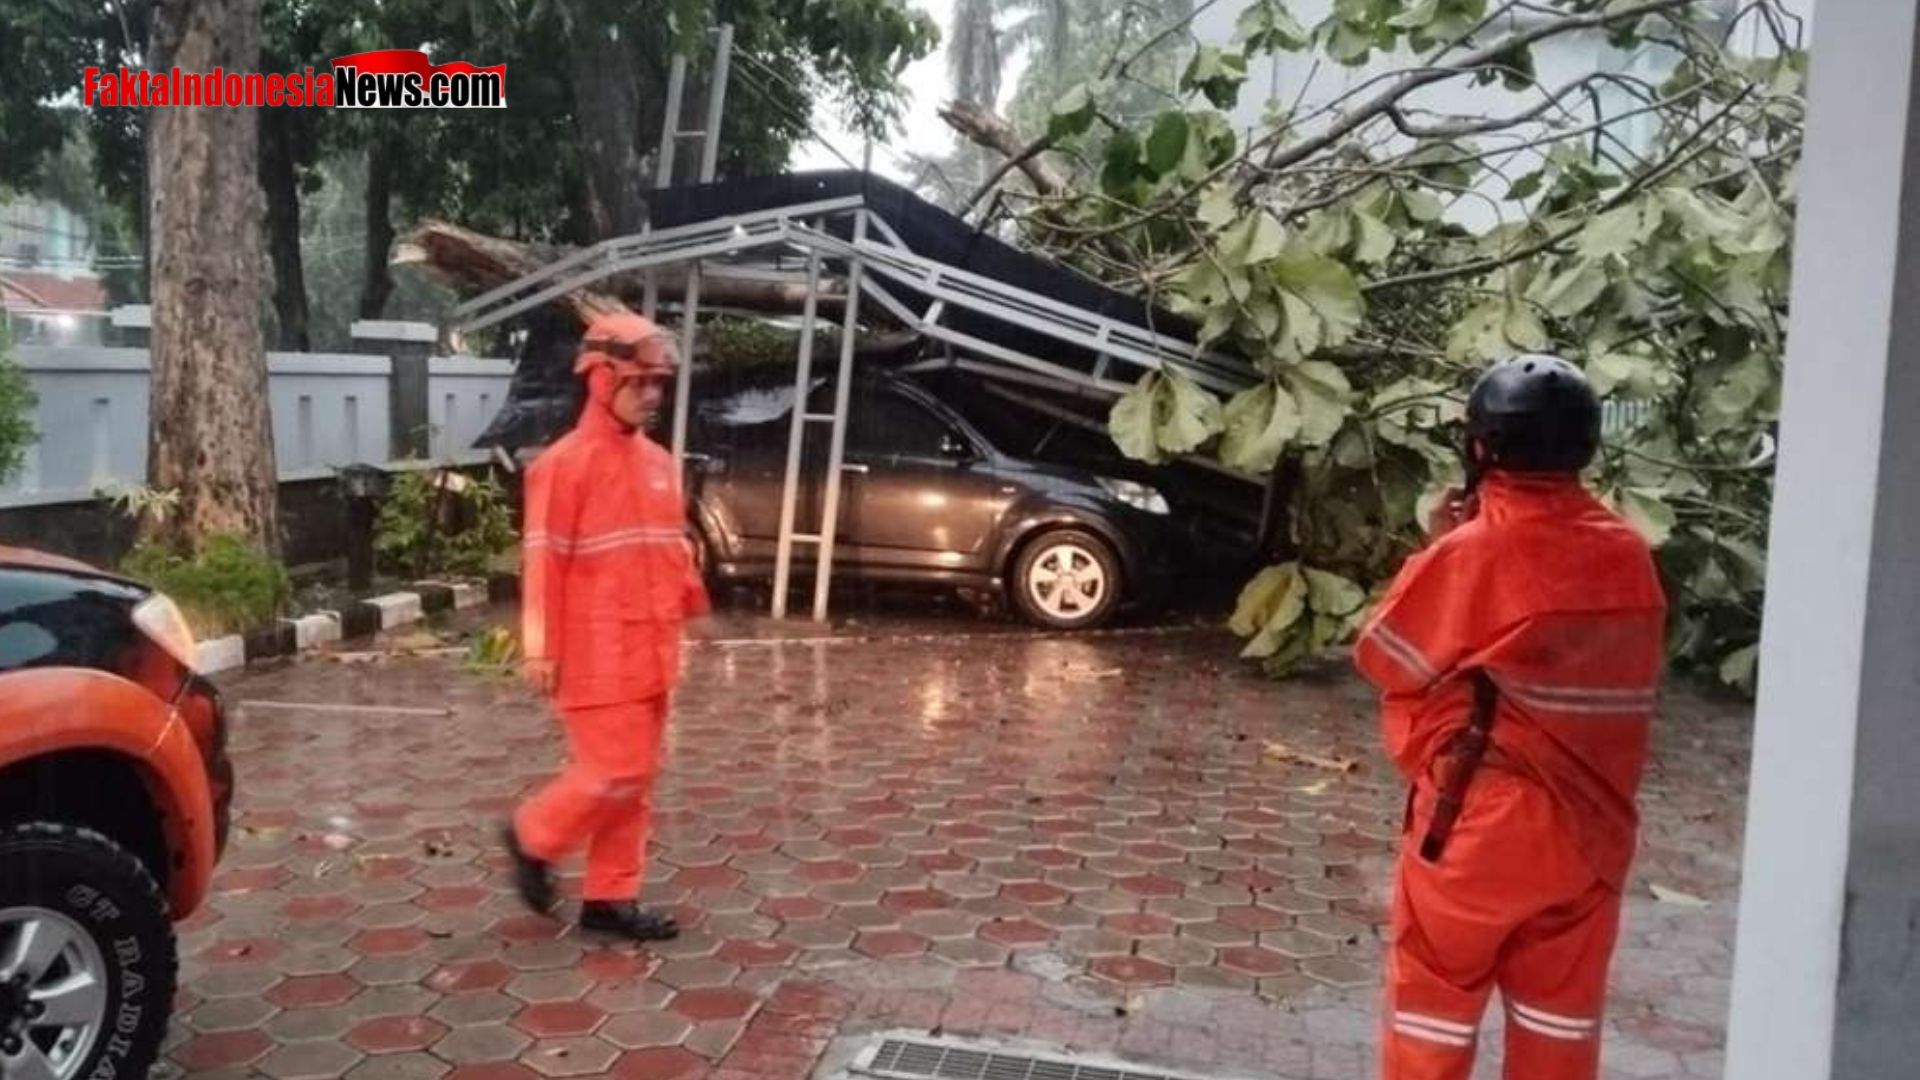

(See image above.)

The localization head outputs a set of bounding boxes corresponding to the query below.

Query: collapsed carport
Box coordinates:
[417,169,1273,619]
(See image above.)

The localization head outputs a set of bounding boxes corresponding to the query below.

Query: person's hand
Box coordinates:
[522,658,559,696]
[1426,487,1478,539]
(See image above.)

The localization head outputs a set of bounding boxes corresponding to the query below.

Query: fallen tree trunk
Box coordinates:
[395,218,852,325]
[937,101,1068,198]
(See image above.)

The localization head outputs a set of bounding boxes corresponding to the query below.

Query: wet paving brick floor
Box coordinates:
[164,611,1750,1079]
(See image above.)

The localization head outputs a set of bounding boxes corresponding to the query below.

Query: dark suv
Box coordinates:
[688,374,1188,629]
[0,547,234,1080]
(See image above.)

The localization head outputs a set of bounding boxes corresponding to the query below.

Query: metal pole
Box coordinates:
[670,23,733,469]
[812,205,867,621]
[698,24,733,183]
[642,54,688,322]
[771,226,824,618]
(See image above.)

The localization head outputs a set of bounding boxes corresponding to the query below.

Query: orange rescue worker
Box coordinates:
[1355,355,1667,1080]
[501,311,708,942]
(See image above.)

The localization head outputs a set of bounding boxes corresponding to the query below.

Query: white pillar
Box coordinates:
[1726,2,1920,1077]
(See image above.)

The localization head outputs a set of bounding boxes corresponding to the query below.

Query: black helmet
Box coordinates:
[1464,353,1601,474]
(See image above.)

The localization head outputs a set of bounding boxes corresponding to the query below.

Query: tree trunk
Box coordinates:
[259,106,310,351]
[397,219,854,322]
[938,101,1068,196]
[359,135,397,319]
[566,22,649,240]
[146,0,276,554]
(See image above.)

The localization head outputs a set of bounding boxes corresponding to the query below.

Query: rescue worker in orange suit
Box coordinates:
[1355,355,1667,1080]
[501,312,709,942]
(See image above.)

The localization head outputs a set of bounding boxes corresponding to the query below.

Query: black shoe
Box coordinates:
[579,901,681,942]
[501,824,556,915]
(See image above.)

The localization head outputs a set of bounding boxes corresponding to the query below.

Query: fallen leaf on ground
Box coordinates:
[1649,883,1711,908]
[1263,741,1359,773]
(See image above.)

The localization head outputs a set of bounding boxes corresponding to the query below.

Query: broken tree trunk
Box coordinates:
[937,101,1068,198]
[396,219,851,326]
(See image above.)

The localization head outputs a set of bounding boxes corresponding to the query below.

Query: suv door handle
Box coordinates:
[840,463,871,474]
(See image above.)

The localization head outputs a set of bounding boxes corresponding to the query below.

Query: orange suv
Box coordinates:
[0,546,233,1080]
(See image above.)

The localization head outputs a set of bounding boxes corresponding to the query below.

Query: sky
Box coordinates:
[788,0,1032,184]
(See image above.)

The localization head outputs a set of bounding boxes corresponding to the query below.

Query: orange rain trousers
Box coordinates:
[513,697,667,902]
[1384,765,1621,1080]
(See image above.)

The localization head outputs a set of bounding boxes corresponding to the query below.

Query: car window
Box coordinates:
[0,569,145,673]
[845,388,951,458]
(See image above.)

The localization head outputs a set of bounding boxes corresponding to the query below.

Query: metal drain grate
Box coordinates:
[862,1038,1197,1080]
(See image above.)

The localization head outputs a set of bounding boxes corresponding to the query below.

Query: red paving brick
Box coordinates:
[174,619,1753,1080]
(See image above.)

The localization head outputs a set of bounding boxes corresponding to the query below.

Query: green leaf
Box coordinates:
[1282,361,1353,446]
[1230,562,1303,638]
[1198,304,1237,346]
[1235,0,1310,52]
[1219,382,1304,473]
[1303,566,1367,617]
[1719,643,1759,693]
[1588,351,1666,397]
[1048,82,1099,141]
[1272,254,1364,352]
[1109,374,1164,463]
[1401,187,1445,224]
[1197,184,1238,230]
[1616,487,1676,546]
[1539,260,1609,319]
[1182,46,1248,109]
[1446,299,1545,362]
[1243,573,1310,658]
[1162,369,1225,454]
[1352,210,1396,264]
[1388,0,1441,29]
[1100,130,1143,196]
[1507,169,1546,201]
[1146,111,1190,177]
[1224,209,1289,264]
[1579,200,1662,259]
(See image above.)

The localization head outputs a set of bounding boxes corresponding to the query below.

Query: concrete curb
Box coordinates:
[194,572,519,674]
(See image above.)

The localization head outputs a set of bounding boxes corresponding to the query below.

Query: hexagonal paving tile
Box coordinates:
[268,973,362,1010]
[430,1023,535,1065]
[1219,946,1296,978]
[503,968,596,1004]
[513,1001,608,1039]
[757,895,831,922]
[500,941,586,972]
[654,957,743,990]
[429,959,517,995]
[258,1039,368,1080]
[172,1029,277,1071]
[853,930,929,959]
[1180,920,1257,948]
[185,995,280,1032]
[979,918,1054,948]
[1136,935,1215,969]
[352,953,440,987]
[347,1015,450,1054]
[1218,906,1292,933]
[669,987,761,1023]
[1089,956,1174,987]
[1000,881,1072,906]
[430,992,526,1028]
[778,919,858,951]
[266,1004,363,1042]
[716,939,799,968]
[1100,912,1176,938]
[607,1047,708,1080]
[350,927,431,957]
[599,1009,696,1050]
[343,1050,452,1080]
[585,978,676,1016]
[1260,930,1338,960]
[1301,955,1374,989]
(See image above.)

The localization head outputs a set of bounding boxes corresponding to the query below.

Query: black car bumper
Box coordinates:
[181,675,235,859]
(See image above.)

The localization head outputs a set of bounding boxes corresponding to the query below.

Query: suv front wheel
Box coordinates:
[1011,528,1122,630]
[0,823,176,1080]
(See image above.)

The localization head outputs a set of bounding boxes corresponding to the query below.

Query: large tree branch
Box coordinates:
[396,219,853,325]
[939,101,1068,199]
[1251,0,1697,182]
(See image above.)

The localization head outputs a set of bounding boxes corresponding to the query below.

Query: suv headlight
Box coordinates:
[1098,477,1170,515]
[133,592,199,672]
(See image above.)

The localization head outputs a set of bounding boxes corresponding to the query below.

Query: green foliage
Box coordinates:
[464,625,521,677]
[120,535,291,638]
[997,0,1803,693]
[0,322,35,486]
[375,469,520,580]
